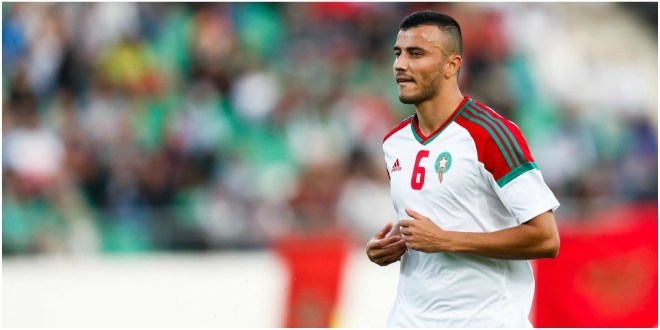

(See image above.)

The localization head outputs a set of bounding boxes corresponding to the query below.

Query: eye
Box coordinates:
[394,51,401,58]
[411,51,422,57]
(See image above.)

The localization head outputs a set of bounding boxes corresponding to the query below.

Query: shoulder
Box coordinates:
[383,115,413,144]
[455,100,524,144]
[455,99,534,181]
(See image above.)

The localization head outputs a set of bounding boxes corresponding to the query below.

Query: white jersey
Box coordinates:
[382,96,559,327]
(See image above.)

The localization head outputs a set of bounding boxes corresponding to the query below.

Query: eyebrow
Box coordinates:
[393,46,425,52]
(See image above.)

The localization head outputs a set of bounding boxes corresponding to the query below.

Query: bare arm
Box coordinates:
[399,209,559,260]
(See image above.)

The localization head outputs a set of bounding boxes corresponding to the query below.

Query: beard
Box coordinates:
[398,74,441,105]
[399,85,437,104]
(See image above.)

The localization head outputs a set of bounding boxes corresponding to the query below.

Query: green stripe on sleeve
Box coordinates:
[459,112,516,170]
[466,106,521,167]
[470,105,527,164]
[497,162,538,187]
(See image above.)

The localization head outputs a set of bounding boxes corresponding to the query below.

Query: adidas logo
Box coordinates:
[391,159,402,172]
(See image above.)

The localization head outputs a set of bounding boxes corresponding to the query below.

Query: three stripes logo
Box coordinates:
[391,159,402,172]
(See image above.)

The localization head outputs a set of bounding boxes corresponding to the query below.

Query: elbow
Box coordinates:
[546,243,559,259]
[543,236,560,259]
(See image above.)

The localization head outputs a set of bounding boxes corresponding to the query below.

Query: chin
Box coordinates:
[398,92,411,102]
[399,94,420,105]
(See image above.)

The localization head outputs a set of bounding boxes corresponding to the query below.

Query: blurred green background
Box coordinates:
[2,2,657,328]
[3,2,656,256]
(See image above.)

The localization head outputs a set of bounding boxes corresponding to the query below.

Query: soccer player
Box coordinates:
[366,11,560,327]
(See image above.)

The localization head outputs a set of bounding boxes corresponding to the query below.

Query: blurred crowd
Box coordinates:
[3,3,657,256]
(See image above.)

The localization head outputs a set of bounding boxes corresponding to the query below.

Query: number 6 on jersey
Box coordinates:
[411,150,430,190]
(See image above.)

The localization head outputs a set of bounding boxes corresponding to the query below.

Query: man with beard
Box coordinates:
[366,11,560,327]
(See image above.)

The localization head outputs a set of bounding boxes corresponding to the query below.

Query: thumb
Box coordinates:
[405,208,424,220]
[375,222,393,239]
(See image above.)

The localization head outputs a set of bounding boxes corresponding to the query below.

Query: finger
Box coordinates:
[375,257,397,266]
[401,230,416,242]
[368,235,402,249]
[376,254,399,266]
[382,236,406,249]
[374,222,393,239]
[375,245,407,265]
[405,241,416,250]
[404,208,425,220]
[398,219,413,227]
[371,239,406,259]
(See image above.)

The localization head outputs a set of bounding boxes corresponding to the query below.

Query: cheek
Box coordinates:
[418,72,440,88]
[429,65,446,83]
[415,61,443,80]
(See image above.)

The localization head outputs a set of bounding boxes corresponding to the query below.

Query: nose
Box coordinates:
[393,54,408,73]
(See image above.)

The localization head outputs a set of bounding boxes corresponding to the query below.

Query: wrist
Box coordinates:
[434,230,460,253]
[443,231,466,254]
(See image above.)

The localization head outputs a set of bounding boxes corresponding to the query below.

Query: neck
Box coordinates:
[415,85,464,136]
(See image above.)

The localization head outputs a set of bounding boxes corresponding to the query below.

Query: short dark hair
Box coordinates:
[399,11,462,56]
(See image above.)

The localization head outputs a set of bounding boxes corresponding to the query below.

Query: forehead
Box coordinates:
[394,25,445,49]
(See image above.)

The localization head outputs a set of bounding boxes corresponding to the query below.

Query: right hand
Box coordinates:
[366,222,407,266]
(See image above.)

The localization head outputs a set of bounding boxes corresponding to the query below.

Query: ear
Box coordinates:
[444,54,462,79]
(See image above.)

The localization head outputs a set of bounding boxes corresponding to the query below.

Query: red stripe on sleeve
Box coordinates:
[456,109,534,182]
[472,101,534,163]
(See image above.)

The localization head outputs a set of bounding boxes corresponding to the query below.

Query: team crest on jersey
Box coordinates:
[434,152,452,183]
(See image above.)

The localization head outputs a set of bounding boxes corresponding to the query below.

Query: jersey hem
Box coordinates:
[515,201,560,224]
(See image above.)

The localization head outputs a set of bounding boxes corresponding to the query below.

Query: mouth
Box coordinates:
[396,76,415,84]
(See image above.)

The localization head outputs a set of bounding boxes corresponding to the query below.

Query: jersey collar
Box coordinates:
[411,96,473,145]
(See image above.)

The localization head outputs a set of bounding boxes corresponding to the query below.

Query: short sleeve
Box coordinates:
[496,168,560,224]
[457,100,560,223]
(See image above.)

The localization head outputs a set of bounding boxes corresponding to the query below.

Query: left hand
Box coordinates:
[399,209,453,253]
